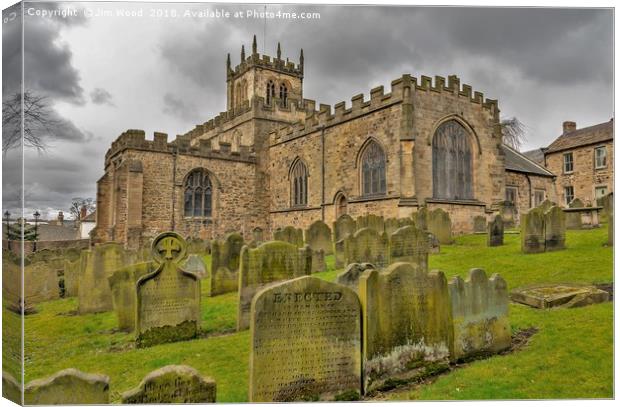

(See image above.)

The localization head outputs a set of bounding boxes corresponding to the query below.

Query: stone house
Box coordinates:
[543,120,613,206]
[92,38,551,247]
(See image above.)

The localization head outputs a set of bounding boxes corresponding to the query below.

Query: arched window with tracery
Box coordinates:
[432,120,473,200]
[266,80,276,105]
[290,159,308,206]
[360,140,386,196]
[279,83,288,107]
[184,169,213,217]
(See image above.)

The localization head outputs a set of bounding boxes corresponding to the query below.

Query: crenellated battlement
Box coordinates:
[269,73,500,145]
[227,37,303,81]
[104,129,257,167]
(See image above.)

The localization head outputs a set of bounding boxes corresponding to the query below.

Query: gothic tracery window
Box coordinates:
[279,83,288,107]
[432,120,473,200]
[290,159,308,206]
[266,80,276,105]
[184,169,213,217]
[360,140,386,196]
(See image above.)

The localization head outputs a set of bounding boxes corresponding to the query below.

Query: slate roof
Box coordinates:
[37,224,80,241]
[546,119,613,154]
[503,144,555,177]
[521,148,545,166]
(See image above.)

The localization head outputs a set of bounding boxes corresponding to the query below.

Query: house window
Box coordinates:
[266,80,275,105]
[595,146,607,169]
[279,83,288,107]
[506,186,518,205]
[534,189,546,206]
[432,120,473,200]
[564,186,575,205]
[595,186,608,200]
[184,169,212,218]
[563,152,574,173]
[360,140,386,196]
[290,159,308,206]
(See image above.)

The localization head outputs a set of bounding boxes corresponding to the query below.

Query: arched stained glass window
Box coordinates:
[432,120,473,200]
[360,140,386,196]
[290,159,308,206]
[279,83,288,107]
[184,169,213,217]
[266,80,276,105]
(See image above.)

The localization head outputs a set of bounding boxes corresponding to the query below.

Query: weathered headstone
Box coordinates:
[538,199,555,213]
[388,225,429,270]
[521,207,545,253]
[428,208,453,244]
[511,284,610,309]
[599,192,613,222]
[2,371,21,405]
[344,227,389,268]
[384,218,401,236]
[473,216,487,233]
[237,241,312,330]
[273,226,304,247]
[566,198,584,229]
[121,365,216,403]
[208,233,244,296]
[498,201,516,228]
[544,206,566,251]
[23,368,109,405]
[24,261,60,304]
[249,276,362,401]
[78,242,134,314]
[569,198,584,208]
[252,227,264,245]
[187,237,207,254]
[136,232,201,347]
[182,254,207,279]
[63,258,80,297]
[427,232,440,254]
[356,213,385,234]
[311,248,326,273]
[333,215,357,268]
[413,206,428,230]
[108,262,152,332]
[305,220,333,255]
[360,263,452,391]
[335,263,375,293]
[448,269,511,361]
[487,215,504,247]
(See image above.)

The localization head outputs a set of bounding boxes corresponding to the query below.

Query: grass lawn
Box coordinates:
[13,227,613,402]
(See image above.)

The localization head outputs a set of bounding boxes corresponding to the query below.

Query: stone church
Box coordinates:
[92,37,555,248]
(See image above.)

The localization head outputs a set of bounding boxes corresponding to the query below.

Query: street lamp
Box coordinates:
[33,210,41,252]
[4,211,10,251]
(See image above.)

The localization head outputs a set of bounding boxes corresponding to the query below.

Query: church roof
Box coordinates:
[521,148,545,166]
[503,144,555,177]
[546,119,613,154]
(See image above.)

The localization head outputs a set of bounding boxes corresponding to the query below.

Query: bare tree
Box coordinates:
[69,197,96,221]
[501,117,527,150]
[2,90,59,153]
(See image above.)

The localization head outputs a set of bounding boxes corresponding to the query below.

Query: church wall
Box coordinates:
[505,171,557,221]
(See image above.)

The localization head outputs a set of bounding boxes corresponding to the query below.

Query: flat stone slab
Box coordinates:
[510,284,610,309]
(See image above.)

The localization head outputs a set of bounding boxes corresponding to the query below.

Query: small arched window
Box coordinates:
[242,79,248,102]
[335,193,348,218]
[432,120,473,200]
[266,80,276,105]
[290,159,308,206]
[360,140,386,196]
[184,169,213,217]
[279,83,288,107]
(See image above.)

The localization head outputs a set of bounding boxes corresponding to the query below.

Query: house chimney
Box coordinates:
[80,205,87,220]
[58,210,64,225]
[563,121,577,134]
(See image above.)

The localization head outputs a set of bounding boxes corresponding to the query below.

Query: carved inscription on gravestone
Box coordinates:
[344,227,389,268]
[249,276,362,402]
[136,232,200,347]
[544,206,566,251]
[388,225,429,270]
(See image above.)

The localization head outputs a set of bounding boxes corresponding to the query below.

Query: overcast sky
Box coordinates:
[1,2,614,219]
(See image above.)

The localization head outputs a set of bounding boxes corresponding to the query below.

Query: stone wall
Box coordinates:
[505,170,557,224]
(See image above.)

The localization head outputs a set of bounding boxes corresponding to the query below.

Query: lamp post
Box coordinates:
[4,211,10,251]
[33,210,40,252]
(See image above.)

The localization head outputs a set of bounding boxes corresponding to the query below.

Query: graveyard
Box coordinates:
[2,221,612,402]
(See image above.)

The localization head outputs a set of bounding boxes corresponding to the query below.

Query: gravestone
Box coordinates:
[252,227,264,245]
[473,216,487,233]
[182,255,207,279]
[388,225,429,270]
[2,252,24,313]
[24,261,60,304]
[538,199,555,213]
[487,215,504,247]
[305,220,333,255]
[249,276,362,402]
[63,259,80,297]
[311,248,326,273]
[237,241,312,330]
[136,232,201,347]
[360,263,452,391]
[384,218,401,236]
[333,215,357,268]
[511,284,610,309]
[427,232,440,254]
[108,262,152,332]
[78,242,134,314]
[498,201,516,228]
[521,207,545,253]
[428,208,452,244]
[23,368,109,404]
[2,371,21,405]
[273,226,304,247]
[208,233,244,296]
[608,211,613,246]
[413,206,429,230]
[187,238,207,254]
[544,206,566,251]
[344,227,389,268]
[566,198,584,229]
[448,269,511,361]
[121,365,216,403]
[335,263,375,293]
[599,192,613,222]
[356,213,385,234]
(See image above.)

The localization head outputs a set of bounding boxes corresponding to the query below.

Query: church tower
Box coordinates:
[226,35,304,111]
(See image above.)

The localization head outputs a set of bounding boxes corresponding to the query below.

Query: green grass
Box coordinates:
[15,227,613,401]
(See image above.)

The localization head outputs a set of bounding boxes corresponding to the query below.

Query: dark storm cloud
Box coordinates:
[90,88,114,106]
[163,93,200,122]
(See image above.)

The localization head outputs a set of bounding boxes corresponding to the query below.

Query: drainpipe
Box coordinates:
[526,174,533,208]
[321,125,326,221]
[171,146,178,231]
